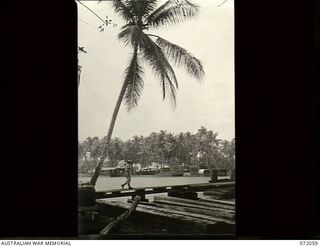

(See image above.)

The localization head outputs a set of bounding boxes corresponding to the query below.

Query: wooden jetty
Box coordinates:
[92,181,234,235]
[96,180,235,201]
[79,180,235,236]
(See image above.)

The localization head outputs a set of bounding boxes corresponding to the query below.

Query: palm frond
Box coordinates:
[141,0,159,19]
[120,22,135,30]
[140,33,178,105]
[126,0,158,20]
[146,0,199,28]
[155,36,205,80]
[118,25,144,46]
[109,0,134,22]
[124,48,144,111]
[146,0,172,22]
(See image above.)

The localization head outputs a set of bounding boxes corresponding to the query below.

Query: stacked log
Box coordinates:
[96,194,235,234]
[203,187,235,200]
[153,196,235,221]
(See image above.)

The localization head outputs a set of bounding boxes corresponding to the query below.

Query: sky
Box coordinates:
[78,0,234,142]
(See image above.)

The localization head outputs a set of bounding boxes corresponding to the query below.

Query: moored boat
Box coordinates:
[100,167,126,177]
[136,169,159,175]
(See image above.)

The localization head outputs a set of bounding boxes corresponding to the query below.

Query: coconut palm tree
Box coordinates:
[89,0,205,186]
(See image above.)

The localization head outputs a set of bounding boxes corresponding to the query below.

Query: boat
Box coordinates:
[100,167,125,177]
[198,168,232,180]
[155,168,191,177]
[136,168,159,175]
[172,170,184,176]
[183,170,192,176]
[198,169,210,176]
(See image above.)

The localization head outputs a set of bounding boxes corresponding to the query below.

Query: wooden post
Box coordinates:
[209,169,218,183]
[78,185,96,221]
[132,190,148,202]
[230,168,235,179]
[78,185,96,207]
[132,194,148,202]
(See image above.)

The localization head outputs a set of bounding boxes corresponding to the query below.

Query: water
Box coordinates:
[79,175,210,192]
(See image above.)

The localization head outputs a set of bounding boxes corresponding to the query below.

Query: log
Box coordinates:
[131,203,234,225]
[162,196,235,211]
[202,189,234,199]
[97,199,236,234]
[198,198,235,206]
[152,199,235,220]
[153,196,235,211]
[214,189,232,193]
[203,190,226,196]
[154,198,235,215]
[97,199,217,226]
[99,195,141,235]
[162,202,234,221]
[127,199,159,207]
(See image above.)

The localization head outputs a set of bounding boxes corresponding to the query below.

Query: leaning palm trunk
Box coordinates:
[90,45,139,187]
[89,0,205,188]
[89,77,129,186]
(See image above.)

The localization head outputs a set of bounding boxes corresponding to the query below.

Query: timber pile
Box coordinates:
[96,195,235,234]
[203,186,235,200]
[154,196,235,221]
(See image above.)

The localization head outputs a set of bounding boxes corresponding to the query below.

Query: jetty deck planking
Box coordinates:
[96,181,235,199]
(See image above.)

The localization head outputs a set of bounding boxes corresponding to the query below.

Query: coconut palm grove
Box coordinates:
[79,127,235,175]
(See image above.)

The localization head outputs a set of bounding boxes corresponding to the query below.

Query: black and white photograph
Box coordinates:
[77,0,235,238]
[0,0,318,242]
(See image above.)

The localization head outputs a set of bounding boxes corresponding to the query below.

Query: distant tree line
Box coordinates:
[78,127,235,173]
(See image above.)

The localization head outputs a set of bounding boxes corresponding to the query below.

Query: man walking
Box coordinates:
[121,160,133,189]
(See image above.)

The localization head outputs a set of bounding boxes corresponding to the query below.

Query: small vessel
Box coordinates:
[100,167,125,177]
[198,169,210,176]
[136,168,159,175]
[183,170,192,176]
[198,168,232,180]
[172,170,184,176]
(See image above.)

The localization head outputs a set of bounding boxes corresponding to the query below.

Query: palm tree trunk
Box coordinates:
[89,79,128,186]
[89,45,138,187]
